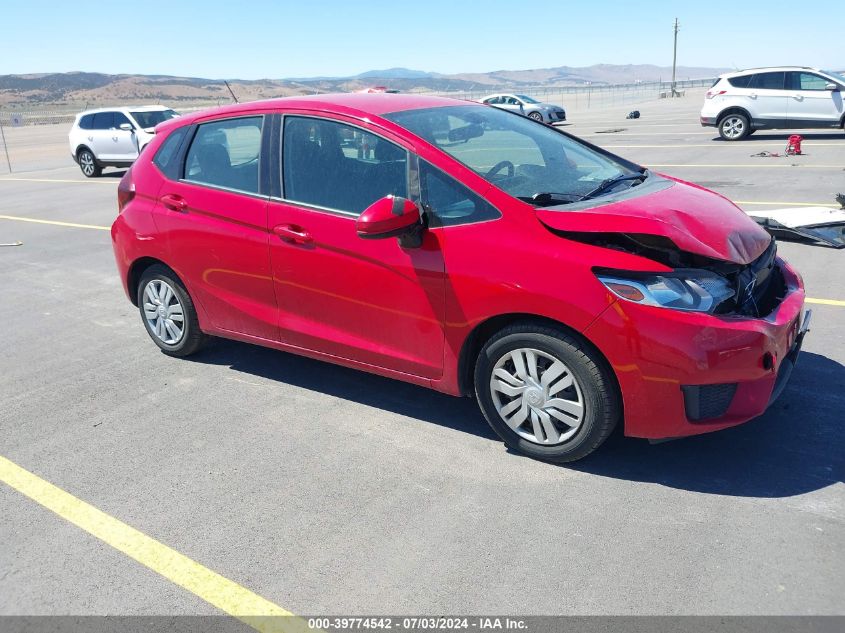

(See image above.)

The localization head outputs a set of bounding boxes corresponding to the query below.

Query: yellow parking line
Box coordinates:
[0,214,110,231]
[0,455,308,633]
[0,177,116,184]
[806,298,845,307]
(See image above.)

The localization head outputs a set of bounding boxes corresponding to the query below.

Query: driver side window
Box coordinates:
[420,160,499,227]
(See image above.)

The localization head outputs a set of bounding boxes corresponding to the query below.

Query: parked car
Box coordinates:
[112,94,808,463]
[480,93,566,123]
[700,66,845,140]
[68,105,179,177]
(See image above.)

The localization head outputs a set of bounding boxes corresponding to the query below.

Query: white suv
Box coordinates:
[700,67,845,140]
[68,106,178,177]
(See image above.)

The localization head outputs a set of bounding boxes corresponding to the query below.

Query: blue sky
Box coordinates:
[1,0,841,78]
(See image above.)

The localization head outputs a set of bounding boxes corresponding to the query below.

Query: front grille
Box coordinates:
[719,239,786,317]
[682,383,738,421]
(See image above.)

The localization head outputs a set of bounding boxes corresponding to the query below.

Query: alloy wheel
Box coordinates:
[489,348,585,445]
[79,151,96,176]
[142,279,185,345]
[721,116,745,139]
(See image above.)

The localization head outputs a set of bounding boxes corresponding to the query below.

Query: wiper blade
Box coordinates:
[517,192,581,207]
[578,170,648,201]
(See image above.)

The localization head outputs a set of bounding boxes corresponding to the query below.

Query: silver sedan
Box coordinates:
[480,93,567,124]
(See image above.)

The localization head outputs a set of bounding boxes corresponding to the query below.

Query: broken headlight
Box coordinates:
[596,270,735,313]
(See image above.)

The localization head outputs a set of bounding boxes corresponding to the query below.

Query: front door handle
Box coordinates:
[159,193,187,212]
[273,224,312,245]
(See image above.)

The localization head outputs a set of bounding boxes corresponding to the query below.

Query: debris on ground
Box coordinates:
[746,205,845,248]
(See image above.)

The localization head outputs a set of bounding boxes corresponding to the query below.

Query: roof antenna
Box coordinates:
[223,80,239,104]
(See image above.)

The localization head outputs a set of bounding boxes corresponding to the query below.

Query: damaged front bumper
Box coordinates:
[583,257,808,439]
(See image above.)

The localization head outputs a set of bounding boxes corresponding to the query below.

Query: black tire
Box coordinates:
[77,148,102,178]
[137,264,207,357]
[528,111,544,123]
[474,323,620,463]
[718,113,750,141]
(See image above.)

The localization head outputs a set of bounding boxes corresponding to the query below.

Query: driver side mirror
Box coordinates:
[356,196,422,244]
[119,122,134,131]
[825,82,839,91]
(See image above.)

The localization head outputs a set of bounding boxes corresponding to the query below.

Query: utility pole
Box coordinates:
[671,18,680,97]
[0,114,11,173]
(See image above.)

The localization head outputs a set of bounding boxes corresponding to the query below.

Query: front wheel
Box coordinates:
[137,265,208,357]
[718,113,750,140]
[528,111,544,123]
[474,324,620,463]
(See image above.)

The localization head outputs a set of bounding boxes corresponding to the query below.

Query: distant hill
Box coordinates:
[0,64,728,108]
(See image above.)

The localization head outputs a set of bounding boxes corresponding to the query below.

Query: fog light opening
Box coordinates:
[762,352,774,371]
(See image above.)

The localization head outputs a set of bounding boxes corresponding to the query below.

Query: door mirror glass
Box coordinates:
[356,196,421,239]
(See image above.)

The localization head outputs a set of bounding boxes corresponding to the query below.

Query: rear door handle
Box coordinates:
[793,94,804,100]
[749,92,758,99]
[273,224,312,245]
[159,193,187,212]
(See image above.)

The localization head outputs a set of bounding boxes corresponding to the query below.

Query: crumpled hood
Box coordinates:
[535,179,772,265]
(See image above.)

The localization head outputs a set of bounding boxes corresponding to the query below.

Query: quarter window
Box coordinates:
[79,114,94,130]
[727,75,752,88]
[184,117,263,194]
[420,161,499,227]
[282,116,408,215]
[153,127,188,176]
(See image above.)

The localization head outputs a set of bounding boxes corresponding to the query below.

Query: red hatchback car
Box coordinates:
[112,94,810,462]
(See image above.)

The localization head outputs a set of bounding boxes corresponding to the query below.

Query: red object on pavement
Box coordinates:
[786,135,803,155]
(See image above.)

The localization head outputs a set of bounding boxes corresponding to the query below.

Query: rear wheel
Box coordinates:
[137,265,207,357]
[474,323,620,463]
[718,113,750,140]
[77,148,102,177]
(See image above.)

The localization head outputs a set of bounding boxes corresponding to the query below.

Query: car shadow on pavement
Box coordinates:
[189,338,500,441]
[711,132,845,142]
[568,351,844,498]
[192,342,843,498]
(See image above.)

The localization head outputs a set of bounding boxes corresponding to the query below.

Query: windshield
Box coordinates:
[822,70,845,85]
[384,105,640,205]
[515,94,539,104]
[130,109,179,129]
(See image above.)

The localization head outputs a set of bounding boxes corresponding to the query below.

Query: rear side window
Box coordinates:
[282,116,408,215]
[420,161,499,227]
[748,72,785,90]
[727,75,752,88]
[153,127,188,177]
[184,116,263,194]
[78,114,94,130]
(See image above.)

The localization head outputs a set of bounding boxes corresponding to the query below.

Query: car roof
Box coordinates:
[76,104,173,116]
[169,93,479,127]
[720,66,822,77]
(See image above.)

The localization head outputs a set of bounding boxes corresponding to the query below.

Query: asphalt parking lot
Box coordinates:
[1,93,843,622]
